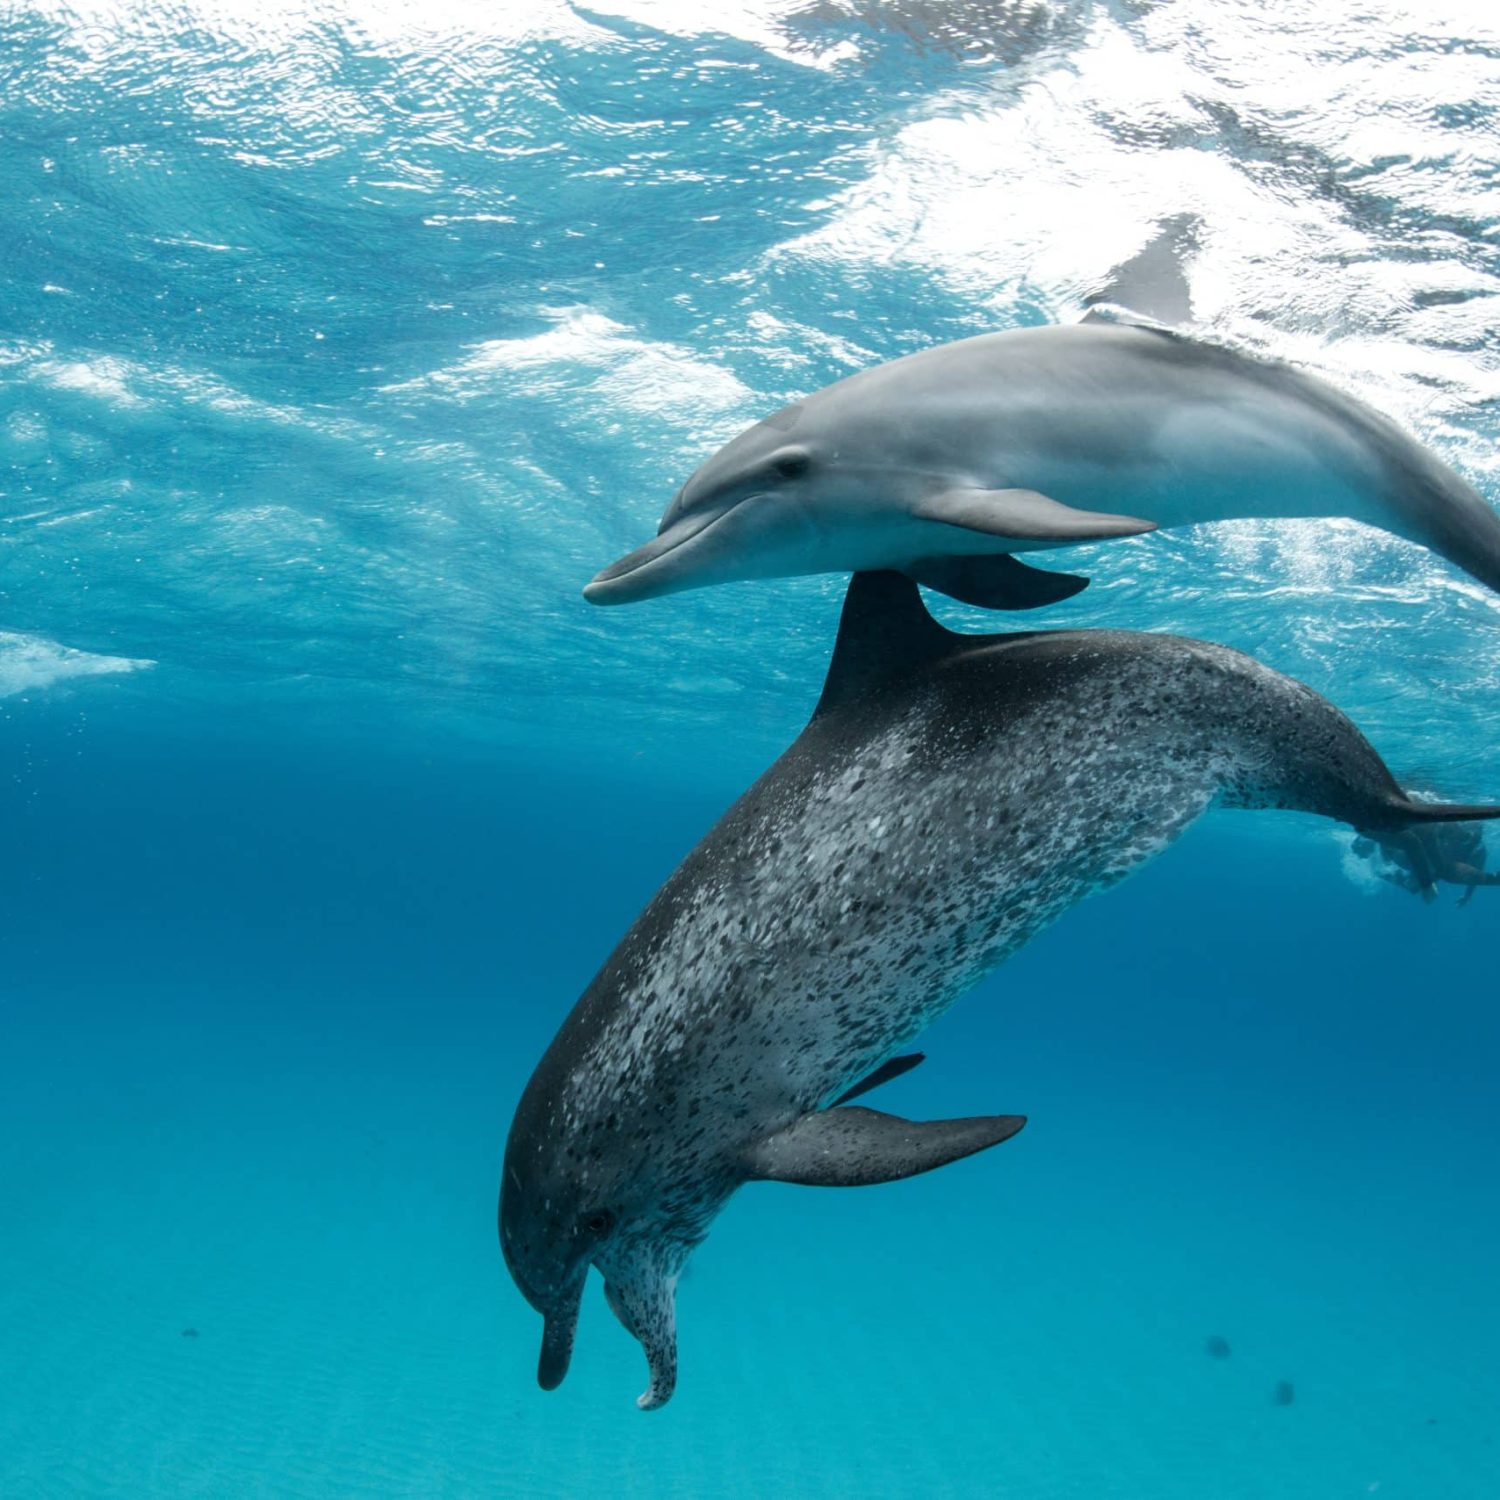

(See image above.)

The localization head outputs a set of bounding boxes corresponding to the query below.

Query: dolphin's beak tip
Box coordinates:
[536,1345,570,1391]
[537,1302,580,1391]
[582,559,645,605]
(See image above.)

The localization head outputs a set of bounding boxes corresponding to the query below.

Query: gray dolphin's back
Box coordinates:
[803,322,1500,592]
[1111,323,1500,587]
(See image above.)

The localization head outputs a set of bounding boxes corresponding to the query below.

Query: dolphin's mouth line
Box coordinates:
[586,501,750,597]
[597,504,734,582]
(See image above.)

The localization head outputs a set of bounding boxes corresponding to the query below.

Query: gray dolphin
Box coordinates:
[501,572,1498,1408]
[585,317,1500,611]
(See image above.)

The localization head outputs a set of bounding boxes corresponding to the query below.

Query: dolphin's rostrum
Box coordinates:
[502,573,1498,1408]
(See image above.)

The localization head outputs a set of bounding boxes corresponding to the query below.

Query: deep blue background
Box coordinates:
[3,687,1497,1495]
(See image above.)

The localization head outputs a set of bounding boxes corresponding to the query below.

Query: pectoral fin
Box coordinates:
[603,1273,679,1412]
[907,554,1091,609]
[743,1105,1026,1187]
[832,1053,925,1106]
[915,487,1157,543]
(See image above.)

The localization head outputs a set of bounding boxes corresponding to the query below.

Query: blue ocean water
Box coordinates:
[3,2,1499,1495]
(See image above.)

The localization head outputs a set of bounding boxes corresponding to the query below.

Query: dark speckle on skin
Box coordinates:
[1205,1335,1231,1359]
[1273,1380,1296,1406]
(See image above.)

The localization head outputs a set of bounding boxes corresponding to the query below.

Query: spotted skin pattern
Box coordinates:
[501,573,1492,1410]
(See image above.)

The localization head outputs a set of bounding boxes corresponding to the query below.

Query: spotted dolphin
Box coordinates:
[501,572,1498,1409]
[584,318,1500,611]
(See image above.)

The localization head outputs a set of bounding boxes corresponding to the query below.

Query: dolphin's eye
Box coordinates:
[773,449,811,480]
[582,1209,615,1236]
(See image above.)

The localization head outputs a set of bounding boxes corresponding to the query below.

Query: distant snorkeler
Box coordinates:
[586,219,1500,612]
[1354,820,1500,905]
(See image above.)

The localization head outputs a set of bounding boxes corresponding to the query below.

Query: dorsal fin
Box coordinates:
[1083,213,1200,329]
[814,572,961,717]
